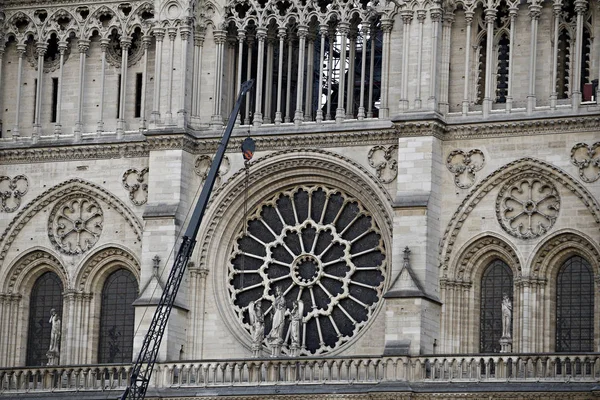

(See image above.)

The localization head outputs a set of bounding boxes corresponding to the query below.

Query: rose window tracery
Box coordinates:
[48,195,104,255]
[228,185,386,356]
[496,174,560,239]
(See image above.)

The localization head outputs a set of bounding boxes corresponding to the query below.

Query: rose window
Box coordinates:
[48,195,104,255]
[497,174,560,239]
[228,185,386,355]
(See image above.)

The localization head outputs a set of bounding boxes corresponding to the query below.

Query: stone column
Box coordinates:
[439,13,453,114]
[367,30,376,118]
[192,31,205,118]
[97,38,109,134]
[358,26,369,120]
[151,27,165,124]
[33,42,47,139]
[571,0,587,109]
[264,33,275,123]
[506,6,518,112]
[54,41,67,136]
[0,47,4,134]
[210,30,226,127]
[275,28,286,125]
[140,35,152,130]
[13,43,27,139]
[165,28,177,124]
[483,8,496,117]
[415,11,426,109]
[117,36,132,137]
[234,30,245,125]
[244,34,254,125]
[526,4,541,114]
[345,30,356,119]
[178,25,190,127]
[295,25,308,125]
[189,267,209,359]
[462,11,474,115]
[335,23,348,123]
[400,11,413,111]
[379,19,392,118]
[550,1,561,109]
[285,35,293,123]
[253,28,267,126]
[74,39,90,140]
[428,7,442,110]
[325,26,335,120]
[305,33,315,120]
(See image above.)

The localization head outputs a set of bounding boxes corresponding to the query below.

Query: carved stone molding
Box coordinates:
[530,232,600,279]
[496,174,560,240]
[570,142,600,183]
[368,145,398,184]
[48,194,103,255]
[26,40,71,73]
[446,149,485,189]
[0,179,143,264]
[4,250,67,293]
[76,246,140,291]
[440,158,600,272]
[122,167,149,206]
[0,175,29,213]
[194,155,230,186]
[449,235,521,281]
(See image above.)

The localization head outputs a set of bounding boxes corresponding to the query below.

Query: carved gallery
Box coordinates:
[0,0,599,399]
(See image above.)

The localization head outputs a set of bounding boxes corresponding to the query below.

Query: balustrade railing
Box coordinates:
[2,354,599,394]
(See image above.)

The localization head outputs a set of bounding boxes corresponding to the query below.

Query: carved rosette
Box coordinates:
[496,174,560,239]
[122,168,149,206]
[571,142,600,183]
[446,149,485,189]
[194,155,230,186]
[228,185,386,356]
[48,195,103,255]
[0,175,29,213]
[367,145,398,183]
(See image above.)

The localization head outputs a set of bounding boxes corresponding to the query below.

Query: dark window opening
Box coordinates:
[480,259,513,353]
[135,73,143,118]
[496,33,509,103]
[51,77,59,122]
[116,74,122,118]
[33,79,37,123]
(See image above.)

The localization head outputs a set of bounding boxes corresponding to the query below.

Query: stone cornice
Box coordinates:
[2,0,133,8]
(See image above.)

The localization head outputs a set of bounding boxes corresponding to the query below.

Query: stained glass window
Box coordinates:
[26,272,64,366]
[556,256,593,352]
[480,259,513,353]
[98,269,138,363]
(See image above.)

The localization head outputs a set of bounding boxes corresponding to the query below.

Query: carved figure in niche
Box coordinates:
[47,309,61,365]
[267,286,286,357]
[286,300,304,357]
[248,300,265,358]
[501,294,512,338]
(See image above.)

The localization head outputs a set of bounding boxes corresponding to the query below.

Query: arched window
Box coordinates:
[98,269,138,363]
[26,272,64,366]
[480,259,513,353]
[556,256,593,352]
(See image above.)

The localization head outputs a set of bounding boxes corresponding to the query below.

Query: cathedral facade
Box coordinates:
[0,0,599,398]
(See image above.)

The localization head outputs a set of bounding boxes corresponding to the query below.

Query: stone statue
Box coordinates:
[267,286,286,357]
[47,309,61,365]
[286,300,304,357]
[248,300,265,358]
[501,294,512,338]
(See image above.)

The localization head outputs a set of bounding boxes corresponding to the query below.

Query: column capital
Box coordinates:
[484,8,497,22]
[36,42,48,56]
[574,0,587,13]
[465,10,475,24]
[194,31,206,46]
[430,8,443,22]
[400,9,414,23]
[213,29,227,44]
[256,27,268,40]
[279,27,288,38]
[528,4,542,19]
[77,39,90,53]
[58,40,69,53]
[142,34,153,49]
[16,43,27,55]
[319,24,329,36]
[167,27,178,40]
[297,25,310,37]
[417,10,428,22]
[180,25,191,41]
[381,19,394,32]
[443,14,455,26]
[237,29,246,40]
[120,36,133,49]
[99,37,110,51]
[153,26,166,40]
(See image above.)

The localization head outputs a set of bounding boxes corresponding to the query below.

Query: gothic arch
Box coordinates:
[0,178,143,266]
[75,245,141,293]
[440,158,600,275]
[2,248,68,294]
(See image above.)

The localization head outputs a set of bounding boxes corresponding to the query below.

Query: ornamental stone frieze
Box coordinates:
[0,175,29,213]
[48,194,104,255]
[496,174,560,239]
[194,155,230,186]
[446,149,485,189]
[571,142,600,183]
[368,145,398,184]
[122,168,149,206]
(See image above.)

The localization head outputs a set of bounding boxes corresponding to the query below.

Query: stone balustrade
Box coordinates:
[1,354,599,394]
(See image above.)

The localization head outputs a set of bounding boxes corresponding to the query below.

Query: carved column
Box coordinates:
[139,35,152,130]
[345,30,356,118]
[325,26,335,120]
[335,23,348,123]
[428,7,442,110]
[483,8,496,117]
[305,33,315,120]
[295,25,308,125]
[189,267,209,359]
[0,47,3,133]
[572,0,587,109]
[550,1,561,109]
[33,42,47,139]
[165,28,177,124]
[244,34,254,125]
[13,43,27,139]
[462,11,474,115]
[151,27,165,124]
[226,36,236,118]
[253,28,266,126]
[275,28,286,125]
[285,34,293,123]
[74,39,90,139]
[117,36,132,137]
[211,30,226,127]
[61,291,77,365]
[235,30,245,124]
[264,33,275,123]
[400,11,413,111]
[439,13,454,114]
[178,25,190,127]
[358,26,369,120]
[506,6,518,112]
[193,30,205,118]
[54,41,68,136]
[367,28,376,118]
[379,19,392,118]
[526,4,541,114]
[97,38,109,133]
[315,26,327,122]
[0,294,7,366]
[415,11,426,109]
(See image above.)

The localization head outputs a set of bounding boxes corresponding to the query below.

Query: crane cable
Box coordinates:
[240,133,255,288]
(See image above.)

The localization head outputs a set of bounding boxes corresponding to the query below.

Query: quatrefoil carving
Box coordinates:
[368,145,398,184]
[446,149,485,189]
[571,142,600,183]
[0,175,29,213]
[122,168,149,206]
[194,155,230,186]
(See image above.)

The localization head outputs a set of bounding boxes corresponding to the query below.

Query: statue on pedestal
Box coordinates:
[248,300,264,358]
[46,309,61,365]
[500,294,512,353]
[266,286,286,357]
[286,300,304,357]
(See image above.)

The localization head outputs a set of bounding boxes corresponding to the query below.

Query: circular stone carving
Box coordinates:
[496,174,560,239]
[48,195,104,255]
[228,185,386,355]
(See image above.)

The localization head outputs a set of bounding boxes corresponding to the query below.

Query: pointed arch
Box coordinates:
[75,245,141,293]
[2,248,68,294]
